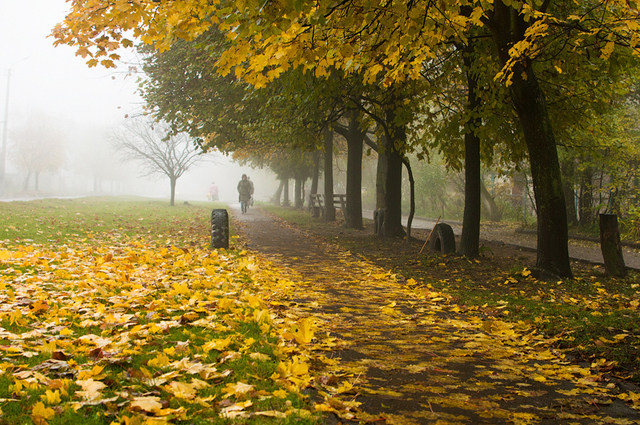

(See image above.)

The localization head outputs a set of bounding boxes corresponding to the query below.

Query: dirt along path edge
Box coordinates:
[230,204,640,424]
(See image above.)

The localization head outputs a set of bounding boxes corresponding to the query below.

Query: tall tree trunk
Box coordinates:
[564,184,577,226]
[169,176,177,206]
[345,111,364,230]
[402,157,415,241]
[294,177,303,209]
[273,179,284,205]
[489,3,572,278]
[480,180,503,222]
[323,126,335,222]
[23,170,31,191]
[310,151,320,197]
[579,169,594,226]
[512,70,572,277]
[459,41,482,258]
[283,179,290,206]
[561,160,578,226]
[382,116,406,238]
[376,138,387,212]
[35,172,40,191]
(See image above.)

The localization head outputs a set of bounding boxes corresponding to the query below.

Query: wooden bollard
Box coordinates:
[599,213,626,277]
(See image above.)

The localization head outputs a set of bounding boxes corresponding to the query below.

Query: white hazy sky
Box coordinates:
[0,0,141,127]
[0,0,279,201]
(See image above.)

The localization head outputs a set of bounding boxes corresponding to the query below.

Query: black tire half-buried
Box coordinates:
[211,209,229,249]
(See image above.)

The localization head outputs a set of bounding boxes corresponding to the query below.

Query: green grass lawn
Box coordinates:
[0,197,227,247]
[0,197,320,424]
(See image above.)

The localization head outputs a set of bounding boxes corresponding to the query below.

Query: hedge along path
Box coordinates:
[234,207,640,425]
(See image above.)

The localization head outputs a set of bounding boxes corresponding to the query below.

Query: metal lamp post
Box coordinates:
[0,57,29,196]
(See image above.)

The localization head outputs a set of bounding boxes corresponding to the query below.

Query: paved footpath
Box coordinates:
[231,204,640,425]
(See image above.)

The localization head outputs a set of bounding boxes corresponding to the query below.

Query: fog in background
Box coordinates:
[0,0,280,203]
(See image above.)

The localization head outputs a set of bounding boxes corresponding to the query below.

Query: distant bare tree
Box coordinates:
[10,114,66,191]
[112,117,203,206]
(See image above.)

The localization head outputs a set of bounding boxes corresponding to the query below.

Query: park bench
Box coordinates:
[309,193,346,217]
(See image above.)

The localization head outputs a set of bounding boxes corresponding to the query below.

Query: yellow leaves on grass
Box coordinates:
[42,389,62,405]
[76,378,107,401]
[32,401,55,424]
[164,380,207,399]
[0,236,321,423]
[202,336,233,352]
[223,381,255,399]
[148,353,171,368]
[130,396,163,413]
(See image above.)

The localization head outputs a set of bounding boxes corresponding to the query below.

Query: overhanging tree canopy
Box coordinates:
[53,0,640,278]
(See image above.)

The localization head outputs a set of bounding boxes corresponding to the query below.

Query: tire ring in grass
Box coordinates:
[429,222,456,254]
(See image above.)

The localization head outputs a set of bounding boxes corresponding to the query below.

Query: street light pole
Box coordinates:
[0,68,12,195]
[0,57,28,196]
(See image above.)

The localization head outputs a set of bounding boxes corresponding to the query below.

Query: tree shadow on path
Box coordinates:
[233,205,640,424]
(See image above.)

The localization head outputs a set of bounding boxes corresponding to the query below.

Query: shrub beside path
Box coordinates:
[232,205,640,424]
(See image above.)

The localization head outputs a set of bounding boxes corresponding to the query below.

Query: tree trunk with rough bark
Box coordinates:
[376,140,387,212]
[23,171,31,191]
[273,180,284,205]
[381,117,406,238]
[310,151,320,197]
[489,3,572,278]
[480,180,502,222]
[294,177,304,209]
[402,157,415,242]
[459,42,482,258]
[345,111,364,230]
[599,214,627,277]
[323,126,335,222]
[170,176,177,206]
[283,179,290,206]
[561,161,578,226]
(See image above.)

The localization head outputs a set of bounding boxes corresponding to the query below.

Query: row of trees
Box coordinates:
[52,0,640,278]
[8,114,66,191]
[4,112,203,204]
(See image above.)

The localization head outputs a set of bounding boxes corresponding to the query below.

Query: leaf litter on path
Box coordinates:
[236,210,640,424]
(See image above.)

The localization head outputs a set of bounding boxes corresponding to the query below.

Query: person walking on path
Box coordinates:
[207,182,219,201]
[237,174,252,213]
[247,176,255,206]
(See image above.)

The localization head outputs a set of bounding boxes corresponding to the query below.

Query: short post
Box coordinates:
[211,209,229,249]
[599,213,626,277]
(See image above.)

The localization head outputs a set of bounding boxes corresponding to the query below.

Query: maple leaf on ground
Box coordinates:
[41,389,62,405]
[130,396,163,413]
[164,380,201,400]
[284,318,315,345]
[202,336,233,352]
[32,401,55,424]
[223,382,255,399]
[75,379,107,401]
[220,400,253,418]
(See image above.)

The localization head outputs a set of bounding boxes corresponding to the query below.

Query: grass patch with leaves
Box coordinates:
[0,196,229,247]
[261,204,640,383]
[0,198,322,424]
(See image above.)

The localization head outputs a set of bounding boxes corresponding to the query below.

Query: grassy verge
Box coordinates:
[0,198,320,424]
[261,204,640,383]
[0,196,228,247]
